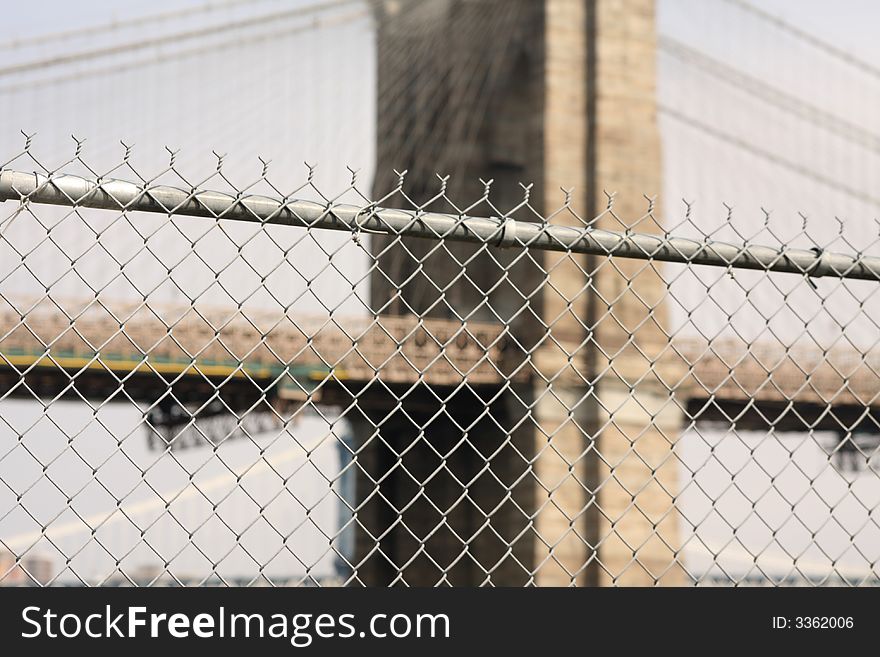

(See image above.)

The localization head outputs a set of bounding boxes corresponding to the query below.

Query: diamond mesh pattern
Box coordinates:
[1,141,879,586]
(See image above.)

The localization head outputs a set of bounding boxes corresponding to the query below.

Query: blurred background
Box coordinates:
[1,0,880,585]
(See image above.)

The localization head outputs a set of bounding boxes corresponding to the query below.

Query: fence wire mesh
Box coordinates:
[1,141,880,587]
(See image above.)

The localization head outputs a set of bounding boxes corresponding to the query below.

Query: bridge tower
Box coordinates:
[352,0,685,585]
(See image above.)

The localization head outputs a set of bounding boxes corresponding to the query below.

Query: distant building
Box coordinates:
[0,549,53,586]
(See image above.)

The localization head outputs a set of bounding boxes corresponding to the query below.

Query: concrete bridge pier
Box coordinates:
[356,0,686,586]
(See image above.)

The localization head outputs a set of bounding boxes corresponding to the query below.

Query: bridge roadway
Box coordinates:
[1,301,878,433]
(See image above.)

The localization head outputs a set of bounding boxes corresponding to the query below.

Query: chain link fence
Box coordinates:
[1,142,879,586]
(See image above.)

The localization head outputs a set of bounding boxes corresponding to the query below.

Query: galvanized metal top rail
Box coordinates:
[2,169,879,281]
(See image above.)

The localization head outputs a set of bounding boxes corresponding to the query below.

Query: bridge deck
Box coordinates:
[1,302,879,421]
[0,301,507,395]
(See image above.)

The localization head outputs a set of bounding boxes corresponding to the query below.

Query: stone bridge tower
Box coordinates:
[351,0,685,586]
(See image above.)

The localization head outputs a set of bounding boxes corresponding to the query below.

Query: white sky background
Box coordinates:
[0,0,376,318]
[1,0,879,583]
[658,0,880,351]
